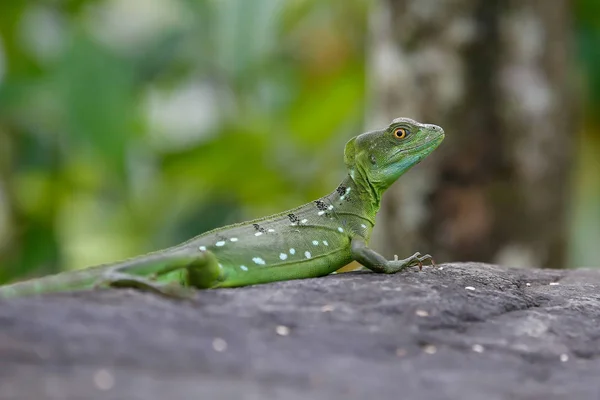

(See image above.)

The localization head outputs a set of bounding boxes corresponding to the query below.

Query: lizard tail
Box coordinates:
[0,268,101,298]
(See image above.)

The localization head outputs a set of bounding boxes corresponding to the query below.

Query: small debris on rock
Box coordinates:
[472,344,484,353]
[93,369,115,391]
[526,283,531,287]
[321,304,335,312]
[368,325,380,333]
[560,354,569,362]
[212,338,227,352]
[549,282,560,286]
[423,345,437,355]
[465,286,475,291]
[438,267,444,270]
[276,325,290,336]
[415,309,429,317]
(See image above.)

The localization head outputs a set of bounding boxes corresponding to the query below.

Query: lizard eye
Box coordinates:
[393,127,409,139]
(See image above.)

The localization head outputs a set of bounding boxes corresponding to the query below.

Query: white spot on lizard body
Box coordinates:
[323,241,329,246]
[279,253,288,260]
[268,229,275,233]
[301,219,308,224]
[255,232,263,236]
[328,205,334,210]
[252,257,266,265]
[337,227,344,233]
[230,238,238,242]
[199,246,207,251]
[340,187,351,201]
[289,248,296,255]
[215,241,226,247]
[361,224,367,229]
[304,251,311,259]
[240,265,248,271]
[317,211,325,216]
[312,240,319,246]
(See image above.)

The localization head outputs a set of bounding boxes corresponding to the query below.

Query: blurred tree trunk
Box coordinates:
[367,0,575,268]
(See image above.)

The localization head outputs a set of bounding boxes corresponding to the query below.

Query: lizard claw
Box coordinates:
[416,254,435,269]
[392,252,432,271]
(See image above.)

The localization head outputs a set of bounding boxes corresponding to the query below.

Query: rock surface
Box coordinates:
[1,263,600,400]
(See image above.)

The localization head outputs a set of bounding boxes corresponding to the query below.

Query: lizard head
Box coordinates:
[344,117,444,192]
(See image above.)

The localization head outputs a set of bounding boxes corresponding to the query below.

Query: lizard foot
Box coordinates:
[394,252,435,271]
[94,272,196,299]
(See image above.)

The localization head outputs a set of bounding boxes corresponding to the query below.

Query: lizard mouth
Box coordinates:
[387,133,444,163]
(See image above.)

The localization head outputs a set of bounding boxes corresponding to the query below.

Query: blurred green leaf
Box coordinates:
[55,34,138,176]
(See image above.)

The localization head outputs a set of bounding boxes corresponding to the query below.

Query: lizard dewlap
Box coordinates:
[0,118,444,298]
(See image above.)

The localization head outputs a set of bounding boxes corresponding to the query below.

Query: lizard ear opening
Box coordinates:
[343,137,357,169]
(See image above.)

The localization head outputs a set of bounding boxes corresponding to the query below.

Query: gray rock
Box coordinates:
[1,263,599,400]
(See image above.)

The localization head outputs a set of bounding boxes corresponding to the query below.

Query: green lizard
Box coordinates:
[0,118,444,298]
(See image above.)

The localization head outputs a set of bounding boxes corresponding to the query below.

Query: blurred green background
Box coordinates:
[0,0,598,284]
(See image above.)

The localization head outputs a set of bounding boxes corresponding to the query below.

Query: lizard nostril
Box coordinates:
[427,124,444,135]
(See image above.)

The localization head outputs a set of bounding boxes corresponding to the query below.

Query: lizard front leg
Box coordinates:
[350,237,433,274]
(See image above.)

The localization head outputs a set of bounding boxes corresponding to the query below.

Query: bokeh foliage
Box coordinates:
[571,0,600,267]
[0,0,599,282]
[0,0,368,282]
[576,0,600,112]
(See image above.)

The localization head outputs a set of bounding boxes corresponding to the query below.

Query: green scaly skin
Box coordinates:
[0,118,444,298]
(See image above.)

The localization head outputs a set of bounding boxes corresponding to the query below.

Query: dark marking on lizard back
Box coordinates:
[252,223,266,233]
[288,213,300,224]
